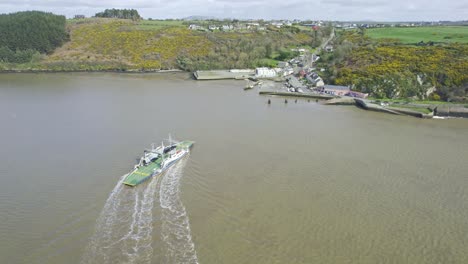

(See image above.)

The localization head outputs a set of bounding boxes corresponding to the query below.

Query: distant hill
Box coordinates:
[182,16,217,21]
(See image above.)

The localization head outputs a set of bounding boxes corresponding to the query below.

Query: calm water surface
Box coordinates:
[0,73,467,264]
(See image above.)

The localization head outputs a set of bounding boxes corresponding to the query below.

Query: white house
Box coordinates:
[189,24,203,30]
[316,79,325,87]
[272,22,283,28]
[208,25,218,31]
[222,25,233,31]
[255,67,277,78]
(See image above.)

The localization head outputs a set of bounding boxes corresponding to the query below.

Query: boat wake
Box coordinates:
[81,173,159,264]
[159,158,199,264]
[81,158,198,264]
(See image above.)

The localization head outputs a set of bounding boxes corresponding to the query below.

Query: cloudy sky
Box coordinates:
[0,0,466,21]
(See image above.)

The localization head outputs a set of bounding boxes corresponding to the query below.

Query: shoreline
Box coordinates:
[0,68,184,74]
[1,69,465,119]
[259,90,467,119]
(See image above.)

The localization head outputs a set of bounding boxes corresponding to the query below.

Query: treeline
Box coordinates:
[95,9,141,20]
[319,30,468,101]
[0,11,68,63]
[0,47,40,64]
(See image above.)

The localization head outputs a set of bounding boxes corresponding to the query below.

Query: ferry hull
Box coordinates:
[122,140,194,187]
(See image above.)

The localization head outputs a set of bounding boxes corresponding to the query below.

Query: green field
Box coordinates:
[366,26,468,44]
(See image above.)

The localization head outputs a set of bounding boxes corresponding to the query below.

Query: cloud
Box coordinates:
[322,0,389,7]
[0,0,466,20]
[0,0,155,8]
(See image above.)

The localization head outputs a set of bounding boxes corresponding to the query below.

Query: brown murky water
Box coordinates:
[0,72,467,264]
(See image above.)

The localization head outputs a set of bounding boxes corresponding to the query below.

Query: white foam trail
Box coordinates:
[81,171,160,264]
[126,173,160,263]
[81,174,127,264]
[159,157,199,264]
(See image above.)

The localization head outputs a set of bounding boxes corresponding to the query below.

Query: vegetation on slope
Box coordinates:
[318,29,468,101]
[32,18,317,71]
[44,19,211,70]
[0,9,325,72]
[0,11,68,63]
[178,29,313,71]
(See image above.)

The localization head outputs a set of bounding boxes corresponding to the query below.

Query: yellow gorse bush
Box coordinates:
[69,20,212,69]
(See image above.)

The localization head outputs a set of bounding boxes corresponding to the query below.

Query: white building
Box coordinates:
[271,22,283,28]
[208,25,218,31]
[222,25,233,31]
[255,67,277,78]
[189,24,203,30]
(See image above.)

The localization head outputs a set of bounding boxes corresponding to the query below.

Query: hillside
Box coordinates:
[45,19,212,70]
[1,18,320,72]
[318,28,468,101]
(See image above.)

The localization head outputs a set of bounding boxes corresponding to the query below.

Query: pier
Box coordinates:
[193,70,254,80]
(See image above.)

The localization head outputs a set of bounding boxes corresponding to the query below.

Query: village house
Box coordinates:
[291,48,306,54]
[271,22,283,28]
[221,25,233,31]
[255,67,277,78]
[280,67,294,76]
[247,22,260,27]
[316,85,350,96]
[325,45,334,52]
[188,24,203,30]
[316,79,325,87]
[74,15,85,19]
[208,25,218,31]
[306,72,324,87]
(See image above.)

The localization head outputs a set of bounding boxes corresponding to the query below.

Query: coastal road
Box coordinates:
[306,28,335,68]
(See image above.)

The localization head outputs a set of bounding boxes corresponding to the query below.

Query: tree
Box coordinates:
[95,9,142,20]
[265,43,272,58]
[0,11,68,63]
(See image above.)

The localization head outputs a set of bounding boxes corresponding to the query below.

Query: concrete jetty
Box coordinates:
[353,98,434,118]
[435,105,468,118]
[323,97,356,105]
[193,70,254,80]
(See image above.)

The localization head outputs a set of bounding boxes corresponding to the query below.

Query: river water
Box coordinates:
[0,73,467,264]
